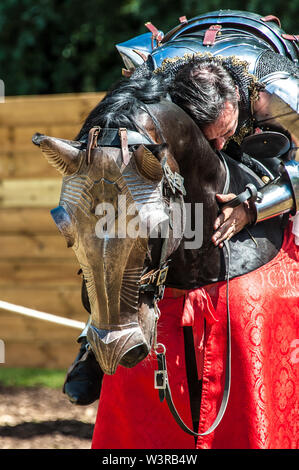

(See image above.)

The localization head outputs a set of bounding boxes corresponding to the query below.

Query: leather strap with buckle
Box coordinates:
[118,128,130,165]
[281,33,299,42]
[80,128,154,148]
[86,127,100,165]
[153,240,232,438]
[145,22,163,48]
[260,15,281,27]
[203,24,222,46]
[138,265,169,288]
[163,162,186,196]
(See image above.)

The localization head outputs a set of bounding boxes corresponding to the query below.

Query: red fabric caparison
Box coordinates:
[91,221,299,449]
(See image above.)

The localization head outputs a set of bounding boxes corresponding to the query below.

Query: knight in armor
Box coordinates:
[151,52,299,246]
[63,9,299,406]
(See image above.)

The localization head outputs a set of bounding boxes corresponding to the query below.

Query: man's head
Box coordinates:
[169,57,240,150]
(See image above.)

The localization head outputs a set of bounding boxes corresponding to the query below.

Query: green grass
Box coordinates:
[0,367,66,389]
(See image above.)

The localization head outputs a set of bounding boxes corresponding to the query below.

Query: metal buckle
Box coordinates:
[154,370,167,389]
[163,162,186,196]
[163,162,175,194]
[173,172,186,196]
[156,266,169,286]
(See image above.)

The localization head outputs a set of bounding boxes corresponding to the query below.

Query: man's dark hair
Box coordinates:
[168,57,239,127]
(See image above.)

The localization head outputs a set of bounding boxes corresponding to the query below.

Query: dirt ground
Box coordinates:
[0,385,98,449]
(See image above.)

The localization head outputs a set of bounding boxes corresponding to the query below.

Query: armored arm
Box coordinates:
[253,160,299,222]
[212,160,299,247]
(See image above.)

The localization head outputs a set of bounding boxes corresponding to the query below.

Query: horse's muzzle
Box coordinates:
[87,324,150,375]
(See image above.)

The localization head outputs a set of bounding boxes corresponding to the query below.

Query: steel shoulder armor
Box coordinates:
[116,9,299,75]
[259,71,299,118]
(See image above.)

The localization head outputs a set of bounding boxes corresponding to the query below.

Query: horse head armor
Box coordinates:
[33,129,185,374]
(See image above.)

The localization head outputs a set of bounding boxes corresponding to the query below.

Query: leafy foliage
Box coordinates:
[0,0,298,95]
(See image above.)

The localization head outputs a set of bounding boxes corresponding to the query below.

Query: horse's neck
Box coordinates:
[166,152,284,290]
[182,149,227,245]
[164,145,228,289]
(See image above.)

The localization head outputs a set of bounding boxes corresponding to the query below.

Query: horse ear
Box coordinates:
[133,144,164,182]
[32,133,81,175]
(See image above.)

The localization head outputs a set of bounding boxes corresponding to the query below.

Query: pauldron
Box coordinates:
[116,9,298,148]
[116,10,298,73]
[115,10,299,233]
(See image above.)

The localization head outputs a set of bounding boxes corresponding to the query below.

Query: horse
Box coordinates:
[32,72,297,448]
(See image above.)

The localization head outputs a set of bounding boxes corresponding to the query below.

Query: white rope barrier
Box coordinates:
[0,300,85,330]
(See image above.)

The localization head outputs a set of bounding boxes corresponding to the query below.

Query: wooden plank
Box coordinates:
[0,178,62,208]
[14,125,51,150]
[0,208,57,233]
[0,149,61,179]
[0,92,105,127]
[2,341,78,368]
[48,125,81,140]
[0,234,74,259]
[0,312,83,342]
[1,130,79,179]
[0,127,10,145]
[0,286,85,320]
[1,124,80,152]
[0,260,81,287]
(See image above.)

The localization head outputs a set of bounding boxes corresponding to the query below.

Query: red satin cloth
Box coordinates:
[91,222,299,449]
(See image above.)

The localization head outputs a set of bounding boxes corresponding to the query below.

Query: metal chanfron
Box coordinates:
[34,131,186,375]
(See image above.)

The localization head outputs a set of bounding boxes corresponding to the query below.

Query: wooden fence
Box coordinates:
[0,92,105,368]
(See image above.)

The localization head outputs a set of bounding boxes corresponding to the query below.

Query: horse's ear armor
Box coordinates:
[133,144,163,182]
[51,206,76,248]
[32,133,81,176]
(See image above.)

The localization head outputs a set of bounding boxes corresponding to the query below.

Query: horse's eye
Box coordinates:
[51,205,75,248]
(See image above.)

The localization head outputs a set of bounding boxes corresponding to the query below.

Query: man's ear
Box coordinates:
[235,86,240,102]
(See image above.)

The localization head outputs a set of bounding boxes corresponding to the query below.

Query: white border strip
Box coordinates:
[0,300,85,330]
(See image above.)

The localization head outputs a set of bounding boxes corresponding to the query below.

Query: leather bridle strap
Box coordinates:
[152,151,232,437]
[218,151,230,194]
[220,183,262,209]
[154,240,231,437]
[80,127,154,148]
[118,128,130,165]
[217,152,262,209]
[86,126,100,165]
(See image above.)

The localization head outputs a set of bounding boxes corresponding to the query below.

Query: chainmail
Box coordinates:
[130,59,154,80]
[255,50,299,79]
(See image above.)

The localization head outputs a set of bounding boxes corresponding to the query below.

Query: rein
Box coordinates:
[152,242,231,437]
[150,151,262,438]
[151,152,232,437]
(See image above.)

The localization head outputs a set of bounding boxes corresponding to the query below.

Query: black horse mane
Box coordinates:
[76,58,267,179]
[76,70,168,140]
